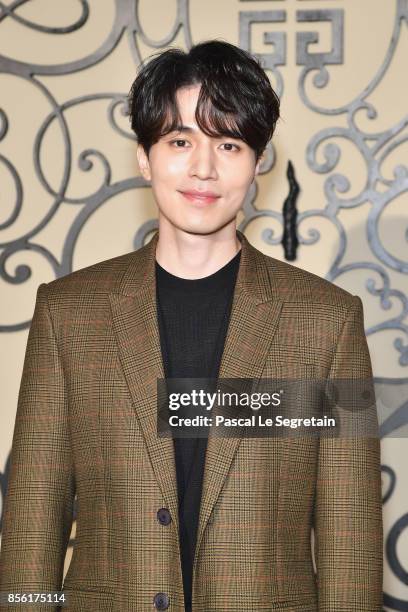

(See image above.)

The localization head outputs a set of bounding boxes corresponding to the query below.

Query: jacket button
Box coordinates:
[157,507,172,526]
[153,592,170,610]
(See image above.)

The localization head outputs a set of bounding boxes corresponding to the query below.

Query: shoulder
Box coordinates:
[257,247,357,312]
[43,248,145,299]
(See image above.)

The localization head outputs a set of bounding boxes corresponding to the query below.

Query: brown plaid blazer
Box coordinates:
[0,229,383,611]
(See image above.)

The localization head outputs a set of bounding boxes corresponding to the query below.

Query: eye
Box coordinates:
[170,139,189,148]
[220,142,240,151]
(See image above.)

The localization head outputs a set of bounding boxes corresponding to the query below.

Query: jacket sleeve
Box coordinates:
[0,283,76,610]
[313,295,383,611]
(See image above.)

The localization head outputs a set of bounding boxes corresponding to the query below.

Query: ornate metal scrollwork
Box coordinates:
[0,5,407,605]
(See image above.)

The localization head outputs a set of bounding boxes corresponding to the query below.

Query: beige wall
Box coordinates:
[0,0,407,607]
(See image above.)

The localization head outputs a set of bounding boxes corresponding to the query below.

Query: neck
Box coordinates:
[155,219,241,280]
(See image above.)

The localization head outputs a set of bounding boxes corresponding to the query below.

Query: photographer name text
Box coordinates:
[168,414,335,429]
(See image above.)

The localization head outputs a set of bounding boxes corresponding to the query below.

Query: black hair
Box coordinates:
[127,39,280,162]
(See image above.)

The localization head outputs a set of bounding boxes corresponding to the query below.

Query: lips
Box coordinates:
[182,190,220,197]
[179,190,220,205]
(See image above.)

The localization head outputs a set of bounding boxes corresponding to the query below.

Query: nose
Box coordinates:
[188,141,218,180]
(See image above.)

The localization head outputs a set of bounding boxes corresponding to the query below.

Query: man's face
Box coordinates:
[136,84,262,235]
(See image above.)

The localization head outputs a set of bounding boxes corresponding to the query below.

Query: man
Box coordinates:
[0,40,383,611]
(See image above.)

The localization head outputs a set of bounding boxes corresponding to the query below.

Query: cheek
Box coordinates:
[166,157,186,177]
[153,157,185,187]
[224,164,254,193]
[224,151,255,181]
[150,165,181,209]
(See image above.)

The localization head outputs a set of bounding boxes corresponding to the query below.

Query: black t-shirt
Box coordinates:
[155,247,241,611]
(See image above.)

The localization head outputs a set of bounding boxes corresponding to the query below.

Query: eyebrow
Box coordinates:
[166,125,243,142]
[171,124,196,134]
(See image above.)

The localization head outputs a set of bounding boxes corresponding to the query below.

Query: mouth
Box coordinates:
[178,190,221,206]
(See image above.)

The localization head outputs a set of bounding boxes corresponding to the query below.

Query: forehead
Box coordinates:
[174,84,201,125]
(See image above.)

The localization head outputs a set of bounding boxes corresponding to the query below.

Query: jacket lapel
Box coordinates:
[108,233,180,536]
[193,235,284,563]
[108,229,286,553]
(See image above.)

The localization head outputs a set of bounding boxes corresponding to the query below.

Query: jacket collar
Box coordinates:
[116,228,282,305]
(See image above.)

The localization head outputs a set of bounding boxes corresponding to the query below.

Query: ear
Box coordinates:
[254,151,264,176]
[136,144,151,181]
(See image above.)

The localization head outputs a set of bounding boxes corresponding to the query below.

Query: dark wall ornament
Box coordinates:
[281,160,299,261]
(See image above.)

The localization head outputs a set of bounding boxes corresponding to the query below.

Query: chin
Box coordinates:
[169,218,223,236]
[160,208,236,236]
[179,225,217,236]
